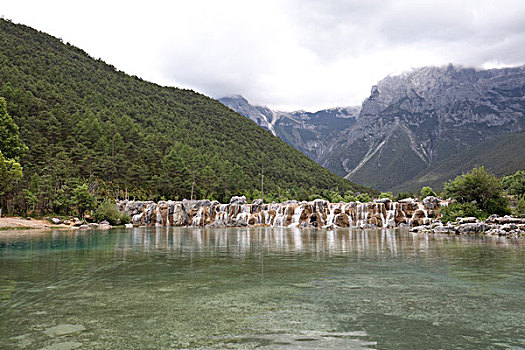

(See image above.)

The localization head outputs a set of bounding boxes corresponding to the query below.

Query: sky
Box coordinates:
[2,0,525,111]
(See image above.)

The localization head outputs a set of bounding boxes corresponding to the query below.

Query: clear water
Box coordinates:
[0,227,524,349]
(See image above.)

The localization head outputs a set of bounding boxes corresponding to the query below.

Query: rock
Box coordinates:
[51,218,62,225]
[377,198,392,204]
[40,341,83,350]
[457,223,488,234]
[182,199,211,210]
[501,223,518,232]
[496,215,525,224]
[73,218,83,226]
[44,324,85,337]
[99,220,110,225]
[98,223,112,230]
[124,223,133,228]
[132,213,143,224]
[458,217,478,224]
[411,225,432,233]
[88,223,99,228]
[229,196,247,205]
[423,196,439,210]
[251,199,263,206]
[485,214,499,224]
[171,203,189,226]
[78,225,89,230]
[433,225,457,234]
[313,199,329,211]
[399,198,415,203]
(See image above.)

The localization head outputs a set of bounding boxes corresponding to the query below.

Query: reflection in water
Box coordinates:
[101,226,522,259]
[0,228,523,349]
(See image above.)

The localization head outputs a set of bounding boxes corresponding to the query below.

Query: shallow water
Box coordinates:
[0,227,524,349]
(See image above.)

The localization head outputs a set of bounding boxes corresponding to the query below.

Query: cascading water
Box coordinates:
[120,196,444,229]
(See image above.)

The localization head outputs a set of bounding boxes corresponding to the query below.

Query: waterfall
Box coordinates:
[119,197,442,229]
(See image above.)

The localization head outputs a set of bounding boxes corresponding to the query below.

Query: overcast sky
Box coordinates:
[3,0,525,111]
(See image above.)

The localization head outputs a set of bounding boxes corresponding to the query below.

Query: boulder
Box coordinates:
[172,203,189,226]
[501,223,518,232]
[229,196,247,205]
[423,196,439,210]
[78,225,90,230]
[457,223,488,234]
[88,223,99,228]
[432,225,457,234]
[51,218,62,225]
[313,199,329,212]
[73,218,84,226]
[251,199,263,206]
[124,223,133,228]
[458,217,478,224]
[98,223,112,230]
[377,198,392,204]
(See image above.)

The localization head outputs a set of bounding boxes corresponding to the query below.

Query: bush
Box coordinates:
[502,170,525,197]
[356,193,372,202]
[513,197,525,217]
[439,202,485,223]
[395,192,413,201]
[95,200,126,225]
[444,167,510,216]
[379,192,394,200]
[420,186,436,198]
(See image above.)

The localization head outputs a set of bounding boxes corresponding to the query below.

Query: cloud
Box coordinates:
[2,0,525,111]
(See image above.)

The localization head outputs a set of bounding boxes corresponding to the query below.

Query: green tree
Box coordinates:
[502,170,525,197]
[379,191,394,200]
[444,167,509,216]
[0,97,28,160]
[0,150,23,196]
[73,183,95,219]
[420,186,437,198]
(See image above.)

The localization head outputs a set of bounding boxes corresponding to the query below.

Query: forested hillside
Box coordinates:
[0,19,370,214]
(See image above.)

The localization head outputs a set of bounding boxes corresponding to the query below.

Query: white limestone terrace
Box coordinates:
[117,196,444,229]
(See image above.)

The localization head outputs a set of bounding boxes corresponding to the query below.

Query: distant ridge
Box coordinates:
[223,65,525,191]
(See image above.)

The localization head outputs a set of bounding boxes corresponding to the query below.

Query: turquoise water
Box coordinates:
[0,227,524,349]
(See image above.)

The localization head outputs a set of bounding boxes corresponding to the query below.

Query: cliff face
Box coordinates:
[334,65,525,189]
[223,65,525,191]
[219,96,359,165]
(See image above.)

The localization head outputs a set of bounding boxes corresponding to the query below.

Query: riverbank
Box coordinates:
[0,217,72,231]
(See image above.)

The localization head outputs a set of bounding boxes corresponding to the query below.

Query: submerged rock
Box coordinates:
[44,324,85,337]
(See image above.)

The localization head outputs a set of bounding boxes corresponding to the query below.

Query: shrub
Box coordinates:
[420,186,436,198]
[95,200,126,225]
[439,202,485,223]
[502,170,525,197]
[356,193,372,202]
[444,167,510,216]
[379,192,394,200]
[513,197,525,217]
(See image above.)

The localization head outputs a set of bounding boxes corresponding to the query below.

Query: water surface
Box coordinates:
[1,227,524,349]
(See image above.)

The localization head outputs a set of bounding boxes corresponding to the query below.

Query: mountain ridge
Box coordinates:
[222,64,525,191]
[0,18,370,211]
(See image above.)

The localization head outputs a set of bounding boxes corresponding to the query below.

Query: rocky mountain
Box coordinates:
[391,131,525,193]
[219,95,360,164]
[334,65,525,190]
[223,65,525,191]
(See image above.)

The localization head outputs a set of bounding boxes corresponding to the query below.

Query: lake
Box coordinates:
[1,227,524,349]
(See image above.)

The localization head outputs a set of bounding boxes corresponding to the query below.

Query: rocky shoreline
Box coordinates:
[116,196,524,237]
[411,215,525,237]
